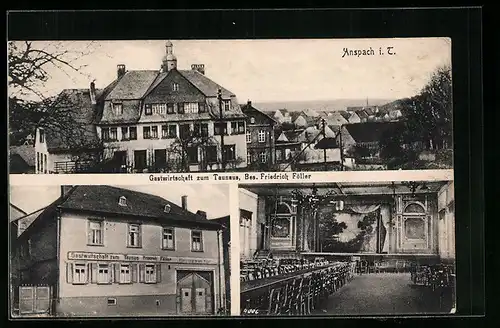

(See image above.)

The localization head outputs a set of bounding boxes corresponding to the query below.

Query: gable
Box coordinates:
[144,69,206,103]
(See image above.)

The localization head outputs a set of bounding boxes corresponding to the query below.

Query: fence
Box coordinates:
[18,285,53,315]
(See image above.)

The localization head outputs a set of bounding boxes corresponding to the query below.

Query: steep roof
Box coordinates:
[339,110,351,120]
[178,70,235,97]
[324,112,349,126]
[10,145,35,167]
[241,103,276,123]
[58,185,221,228]
[105,70,159,100]
[44,89,101,152]
[344,122,403,143]
[355,110,369,119]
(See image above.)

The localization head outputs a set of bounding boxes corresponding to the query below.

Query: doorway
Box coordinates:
[134,150,147,171]
[176,271,214,315]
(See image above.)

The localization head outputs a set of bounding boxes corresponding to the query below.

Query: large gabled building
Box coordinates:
[12,185,227,317]
[35,41,248,173]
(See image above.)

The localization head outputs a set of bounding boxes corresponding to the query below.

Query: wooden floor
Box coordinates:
[312,273,454,315]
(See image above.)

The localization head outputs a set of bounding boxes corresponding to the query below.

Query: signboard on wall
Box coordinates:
[67,251,218,265]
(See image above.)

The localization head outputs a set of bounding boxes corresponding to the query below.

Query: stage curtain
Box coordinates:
[348,204,381,214]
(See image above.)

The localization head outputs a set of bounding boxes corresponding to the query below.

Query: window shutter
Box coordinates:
[206,288,212,314]
[91,263,98,283]
[139,264,145,283]
[85,263,91,284]
[131,263,138,283]
[114,263,120,283]
[108,264,113,283]
[87,221,92,244]
[138,225,142,247]
[66,262,73,284]
[156,264,162,283]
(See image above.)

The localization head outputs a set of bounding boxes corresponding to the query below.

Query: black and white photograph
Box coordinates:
[8,38,452,174]
[238,181,456,316]
[9,184,231,317]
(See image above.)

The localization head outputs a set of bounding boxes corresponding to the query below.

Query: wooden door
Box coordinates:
[181,288,192,313]
[177,271,213,315]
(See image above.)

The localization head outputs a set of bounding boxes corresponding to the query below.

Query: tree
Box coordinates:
[380,65,453,168]
[8,41,97,145]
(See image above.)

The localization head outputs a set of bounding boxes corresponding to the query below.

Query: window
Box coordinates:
[151,126,158,139]
[110,128,118,141]
[120,264,131,283]
[119,196,127,206]
[162,228,175,250]
[43,154,47,173]
[193,123,201,137]
[238,121,245,133]
[224,145,236,161]
[145,104,152,115]
[191,231,203,251]
[185,103,199,114]
[121,127,129,140]
[39,129,45,143]
[107,298,116,306]
[161,125,168,138]
[214,122,227,135]
[177,103,185,114]
[101,128,110,141]
[145,264,157,283]
[143,126,151,139]
[231,122,237,134]
[114,103,123,115]
[129,127,137,140]
[73,263,87,284]
[172,83,179,91]
[201,123,209,137]
[223,100,231,111]
[179,124,190,140]
[167,103,175,114]
[247,153,251,164]
[128,224,141,247]
[246,131,252,143]
[88,220,103,245]
[168,125,177,138]
[36,152,40,172]
[250,117,255,124]
[258,130,266,143]
[158,104,167,115]
[206,146,217,163]
[260,151,267,163]
[187,146,198,164]
[199,102,206,113]
[98,264,110,284]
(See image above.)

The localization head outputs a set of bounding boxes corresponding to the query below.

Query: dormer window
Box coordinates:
[164,204,171,213]
[223,100,231,111]
[119,196,127,207]
[250,117,255,124]
[39,129,45,143]
[172,83,179,91]
[113,103,123,115]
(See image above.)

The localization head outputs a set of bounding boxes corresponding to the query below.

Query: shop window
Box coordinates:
[145,264,157,283]
[73,263,87,284]
[119,264,131,283]
[98,264,110,284]
[128,224,142,247]
[88,219,103,245]
[162,227,175,250]
[191,231,203,252]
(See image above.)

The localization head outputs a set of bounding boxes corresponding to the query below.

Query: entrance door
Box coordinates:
[113,151,127,172]
[181,288,192,313]
[177,271,213,315]
[154,149,167,170]
[134,150,147,171]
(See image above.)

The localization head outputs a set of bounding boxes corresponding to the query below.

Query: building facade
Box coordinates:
[13,185,226,317]
[241,101,276,170]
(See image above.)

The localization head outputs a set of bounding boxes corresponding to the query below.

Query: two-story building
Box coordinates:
[13,185,227,317]
[35,41,247,173]
[241,101,277,170]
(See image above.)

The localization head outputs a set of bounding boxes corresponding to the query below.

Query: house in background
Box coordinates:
[34,88,103,174]
[241,101,277,170]
[13,185,227,317]
[273,109,292,124]
[9,145,35,174]
[274,130,302,166]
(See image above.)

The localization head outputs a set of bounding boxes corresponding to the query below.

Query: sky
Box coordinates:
[9,38,451,103]
[9,184,229,220]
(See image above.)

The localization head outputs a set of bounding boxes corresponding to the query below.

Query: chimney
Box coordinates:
[117,64,126,79]
[89,81,96,105]
[61,185,73,198]
[247,100,252,107]
[191,64,205,75]
[196,210,207,219]
[181,195,188,210]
